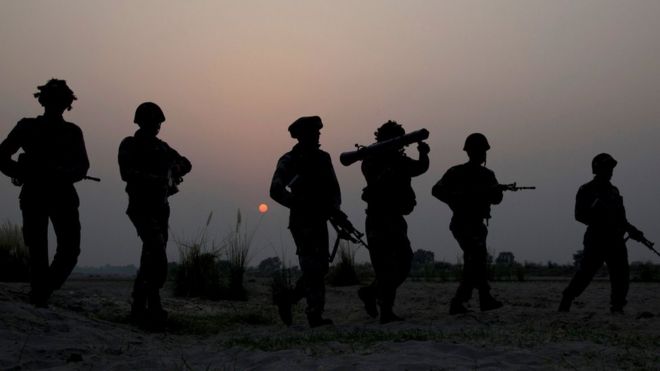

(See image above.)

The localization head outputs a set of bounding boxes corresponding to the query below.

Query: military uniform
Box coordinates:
[433,161,503,310]
[118,128,191,316]
[270,140,341,323]
[360,145,428,321]
[0,115,89,305]
[561,178,638,312]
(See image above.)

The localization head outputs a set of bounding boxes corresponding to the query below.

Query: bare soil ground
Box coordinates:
[1,277,659,370]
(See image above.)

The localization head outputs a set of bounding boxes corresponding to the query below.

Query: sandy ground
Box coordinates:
[1,277,659,370]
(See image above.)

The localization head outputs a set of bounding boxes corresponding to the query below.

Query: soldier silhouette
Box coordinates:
[357,121,429,324]
[0,79,89,308]
[270,116,341,328]
[559,153,646,314]
[432,133,503,315]
[118,102,191,327]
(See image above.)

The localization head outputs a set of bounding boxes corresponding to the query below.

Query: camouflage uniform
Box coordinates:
[562,178,639,312]
[433,161,503,308]
[360,147,428,320]
[118,129,191,315]
[270,140,341,323]
[0,115,89,304]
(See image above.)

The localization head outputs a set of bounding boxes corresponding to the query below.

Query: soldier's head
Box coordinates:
[288,116,322,146]
[34,79,77,114]
[592,153,617,179]
[463,133,490,164]
[375,120,405,142]
[134,102,165,136]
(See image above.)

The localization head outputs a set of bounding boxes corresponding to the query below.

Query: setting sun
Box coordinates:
[258,203,268,214]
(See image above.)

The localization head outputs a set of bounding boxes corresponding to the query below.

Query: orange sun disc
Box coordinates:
[258,203,269,214]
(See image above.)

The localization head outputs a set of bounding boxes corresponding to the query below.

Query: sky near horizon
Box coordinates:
[1,1,659,267]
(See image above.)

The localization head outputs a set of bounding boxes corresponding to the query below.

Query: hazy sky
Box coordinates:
[1,1,659,267]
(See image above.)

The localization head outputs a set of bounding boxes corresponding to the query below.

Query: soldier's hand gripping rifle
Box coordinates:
[626,232,660,258]
[328,209,368,262]
[340,129,430,166]
[499,182,536,192]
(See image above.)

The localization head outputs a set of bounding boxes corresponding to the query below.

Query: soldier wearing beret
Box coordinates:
[270,116,341,327]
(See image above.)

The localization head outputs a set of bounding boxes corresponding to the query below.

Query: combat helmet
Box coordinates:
[34,79,77,111]
[134,102,165,125]
[375,120,405,142]
[592,153,617,175]
[463,133,490,152]
[288,116,323,139]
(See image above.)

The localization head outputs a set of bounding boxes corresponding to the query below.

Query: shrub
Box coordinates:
[220,209,257,300]
[0,220,29,282]
[172,212,224,299]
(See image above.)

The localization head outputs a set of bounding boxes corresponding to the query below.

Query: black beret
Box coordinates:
[288,116,323,138]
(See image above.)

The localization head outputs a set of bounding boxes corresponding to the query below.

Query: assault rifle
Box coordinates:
[626,233,660,258]
[499,182,536,192]
[84,175,101,182]
[340,129,429,166]
[328,209,368,262]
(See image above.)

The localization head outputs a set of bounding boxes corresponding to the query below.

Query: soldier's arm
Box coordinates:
[61,126,90,183]
[488,172,504,205]
[574,185,594,225]
[0,120,26,180]
[270,154,296,209]
[118,138,142,182]
[431,171,452,204]
[327,154,341,210]
[166,145,192,177]
[406,142,430,177]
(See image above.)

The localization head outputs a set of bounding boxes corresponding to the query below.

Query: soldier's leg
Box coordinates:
[561,244,605,310]
[298,254,329,323]
[48,203,81,291]
[450,223,482,303]
[128,208,169,318]
[291,224,331,326]
[21,203,50,306]
[606,243,629,313]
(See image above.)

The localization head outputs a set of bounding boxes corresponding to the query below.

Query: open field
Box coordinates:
[1,277,659,370]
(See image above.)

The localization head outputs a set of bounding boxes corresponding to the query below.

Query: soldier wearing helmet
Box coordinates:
[118,102,191,327]
[270,116,341,328]
[432,133,503,315]
[357,120,430,324]
[0,79,89,307]
[559,153,644,314]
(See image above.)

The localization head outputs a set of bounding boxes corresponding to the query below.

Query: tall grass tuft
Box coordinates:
[327,241,360,286]
[220,209,257,300]
[0,220,29,282]
[172,212,224,299]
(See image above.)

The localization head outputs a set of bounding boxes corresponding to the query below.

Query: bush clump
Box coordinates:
[0,220,29,282]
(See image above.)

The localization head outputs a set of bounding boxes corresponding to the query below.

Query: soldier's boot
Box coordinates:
[379,307,404,324]
[273,289,293,326]
[479,292,503,312]
[610,305,624,315]
[558,295,573,312]
[130,291,147,321]
[146,290,168,325]
[449,298,469,315]
[307,313,333,328]
[358,287,378,318]
[29,288,50,309]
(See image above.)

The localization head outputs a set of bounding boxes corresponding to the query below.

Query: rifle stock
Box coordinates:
[340,129,429,167]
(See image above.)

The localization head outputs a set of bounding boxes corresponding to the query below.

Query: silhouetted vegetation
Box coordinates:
[172,210,257,301]
[327,242,360,286]
[0,220,29,282]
